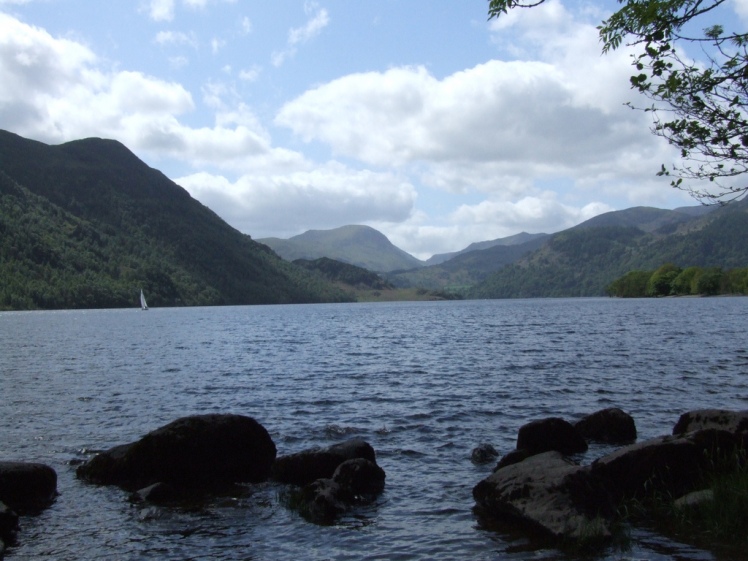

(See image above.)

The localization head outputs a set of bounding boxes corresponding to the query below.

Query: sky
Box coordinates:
[1,0,746,260]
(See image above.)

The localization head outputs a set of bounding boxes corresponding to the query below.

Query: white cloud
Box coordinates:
[0,12,272,169]
[175,164,416,237]
[210,37,225,54]
[140,0,236,22]
[375,195,614,260]
[240,16,252,35]
[275,59,663,184]
[238,65,261,82]
[271,3,329,67]
[154,30,198,48]
[733,0,748,20]
[168,55,189,69]
[141,0,175,22]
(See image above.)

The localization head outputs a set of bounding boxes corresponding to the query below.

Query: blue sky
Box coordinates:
[2,0,746,259]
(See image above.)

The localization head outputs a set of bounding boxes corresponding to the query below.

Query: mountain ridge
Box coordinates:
[0,129,351,309]
[258,225,423,273]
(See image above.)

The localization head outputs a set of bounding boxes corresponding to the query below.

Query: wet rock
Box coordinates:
[271,438,376,486]
[674,489,714,509]
[494,448,532,471]
[473,451,615,542]
[300,478,347,523]
[672,409,748,436]
[332,458,386,496]
[591,429,737,501]
[471,443,499,465]
[297,458,386,524]
[0,462,57,512]
[575,408,637,444]
[76,414,276,491]
[516,417,588,456]
[0,501,19,545]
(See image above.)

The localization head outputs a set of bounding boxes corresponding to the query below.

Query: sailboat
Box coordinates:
[140,289,149,311]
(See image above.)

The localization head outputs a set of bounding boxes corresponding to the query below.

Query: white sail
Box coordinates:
[140,289,149,310]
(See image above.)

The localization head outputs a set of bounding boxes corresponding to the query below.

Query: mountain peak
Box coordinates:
[259,225,423,273]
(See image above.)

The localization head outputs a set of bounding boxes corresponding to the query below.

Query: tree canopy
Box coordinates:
[488,0,748,203]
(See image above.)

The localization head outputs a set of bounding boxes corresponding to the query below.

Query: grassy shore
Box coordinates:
[621,456,748,558]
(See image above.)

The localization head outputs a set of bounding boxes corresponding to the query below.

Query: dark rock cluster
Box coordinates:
[74,414,386,526]
[473,408,748,544]
[0,461,58,555]
[5,408,746,556]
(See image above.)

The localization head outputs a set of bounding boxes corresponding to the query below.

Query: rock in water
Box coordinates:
[516,417,588,455]
[473,451,614,541]
[471,444,499,465]
[591,429,739,501]
[575,408,637,444]
[271,439,376,486]
[76,414,276,491]
[0,462,57,512]
[0,501,19,544]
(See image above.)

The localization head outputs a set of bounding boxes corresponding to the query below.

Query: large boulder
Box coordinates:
[672,409,748,436]
[516,417,588,456]
[473,451,615,541]
[575,408,637,444]
[271,439,376,486]
[591,428,738,501]
[76,414,276,491]
[0,462,57,512]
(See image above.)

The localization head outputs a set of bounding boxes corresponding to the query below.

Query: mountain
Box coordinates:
[258,225,424,273]
[386,234,549,291]
[570,205,716,233]
[0,130,351,310]
[425,232,548,265]
[469,201,748,298]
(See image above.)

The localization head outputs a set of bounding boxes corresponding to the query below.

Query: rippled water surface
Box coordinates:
[1,298,747,560]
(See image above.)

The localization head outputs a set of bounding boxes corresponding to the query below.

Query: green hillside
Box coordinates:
[387,235,548,291]
[469,201,748,298]
[0,130,351,310]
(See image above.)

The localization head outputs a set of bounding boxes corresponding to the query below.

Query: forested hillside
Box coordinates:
[387,235,548,291]
[0,130,351,310]
[469,201,748,298]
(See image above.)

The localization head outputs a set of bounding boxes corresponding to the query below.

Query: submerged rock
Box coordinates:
[271,438,376,486]
[473,451,615,541]
[0,462,57,512]
[276,440,386,524]
[298,457,386,524]
[471,444,499,465]
[76,414,276,492]
[575,408,637,444]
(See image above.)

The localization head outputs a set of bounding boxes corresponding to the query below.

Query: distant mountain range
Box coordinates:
[425,232,549,265]
[262,201,748,298]
[3,128,747,309]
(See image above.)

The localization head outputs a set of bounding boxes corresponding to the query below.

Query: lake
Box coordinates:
[1,297,747,560]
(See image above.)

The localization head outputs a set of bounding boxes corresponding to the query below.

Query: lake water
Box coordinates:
[1,297,747,560]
